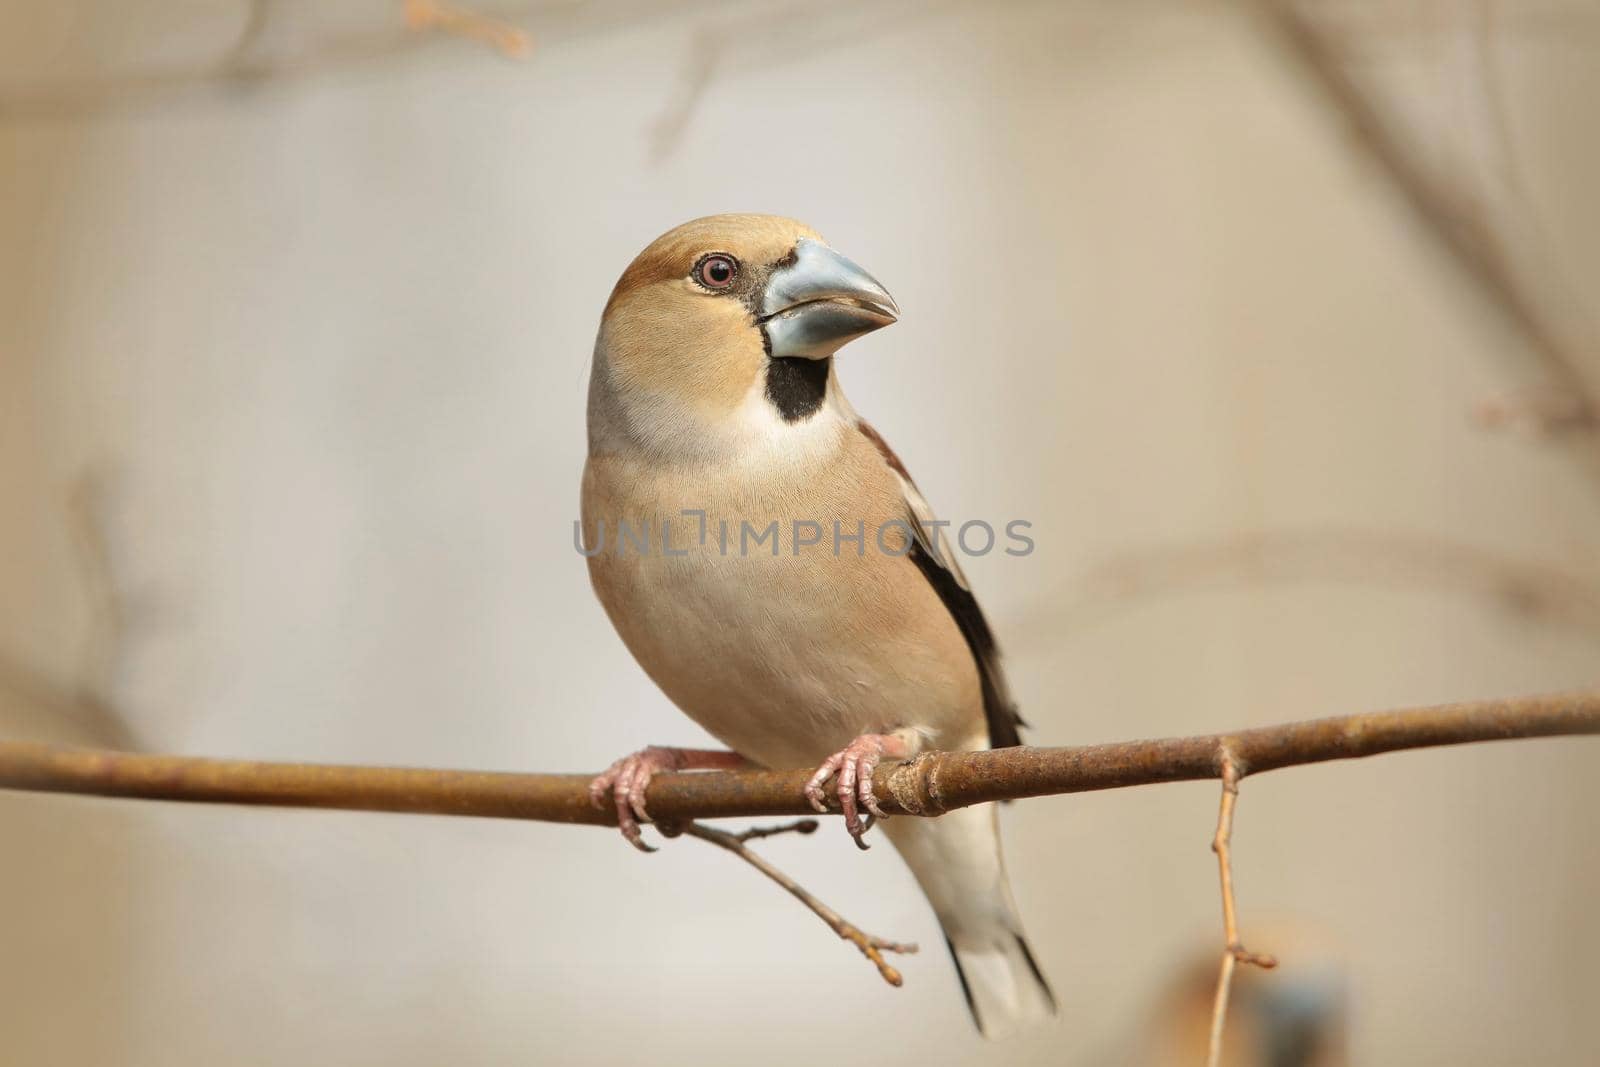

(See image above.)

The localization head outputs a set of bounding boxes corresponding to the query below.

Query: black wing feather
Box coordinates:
[906,536,1023,749]
[858,420,1025,750]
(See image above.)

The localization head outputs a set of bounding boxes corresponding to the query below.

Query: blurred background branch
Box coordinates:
[0,0,543,117]
[1017,527,1600,647]
[1256,1,1600,463]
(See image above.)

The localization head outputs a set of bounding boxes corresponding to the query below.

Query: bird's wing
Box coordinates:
[856,419,1025,749]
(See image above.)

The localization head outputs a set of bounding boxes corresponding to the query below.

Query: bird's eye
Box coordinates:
[695,254,739,290]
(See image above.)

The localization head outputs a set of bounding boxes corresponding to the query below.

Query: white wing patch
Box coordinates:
[888,465,971,593]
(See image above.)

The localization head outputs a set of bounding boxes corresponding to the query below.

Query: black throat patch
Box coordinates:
[764,355,831,422]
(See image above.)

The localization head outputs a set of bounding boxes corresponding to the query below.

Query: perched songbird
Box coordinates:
[581,215,1055,1038]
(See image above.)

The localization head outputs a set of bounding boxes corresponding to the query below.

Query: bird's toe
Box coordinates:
[592,748,684,852]
[837,757,870,850]
[804,755,840,815]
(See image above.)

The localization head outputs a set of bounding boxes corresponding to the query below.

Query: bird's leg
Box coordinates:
[804,730,921,850]
[588,746,750,852]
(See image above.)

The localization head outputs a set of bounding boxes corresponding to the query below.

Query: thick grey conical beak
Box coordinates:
[759,238,900,360]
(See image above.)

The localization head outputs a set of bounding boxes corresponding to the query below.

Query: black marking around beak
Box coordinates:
[764,354,833,423]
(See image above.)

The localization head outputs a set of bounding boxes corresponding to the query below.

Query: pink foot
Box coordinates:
[804,733,912,850]
[589,746,749,852]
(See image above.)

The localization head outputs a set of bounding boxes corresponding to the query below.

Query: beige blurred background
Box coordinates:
[3,1,1599,1064]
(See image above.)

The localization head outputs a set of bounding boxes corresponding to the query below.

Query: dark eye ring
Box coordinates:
[694,253,739,290]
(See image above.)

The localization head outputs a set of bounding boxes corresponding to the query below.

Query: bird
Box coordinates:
[580,214,1055,1038]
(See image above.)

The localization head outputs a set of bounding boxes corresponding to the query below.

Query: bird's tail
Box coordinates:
[882,804,1056,1039]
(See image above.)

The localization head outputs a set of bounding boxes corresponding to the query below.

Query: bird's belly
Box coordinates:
[588,538,976,770]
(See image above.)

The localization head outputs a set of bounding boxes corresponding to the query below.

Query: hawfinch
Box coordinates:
[580,215,1054,1037]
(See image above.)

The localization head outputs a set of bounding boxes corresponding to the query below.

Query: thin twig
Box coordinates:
[673,820,916,986]
[0,691,1595,825]
[730,817,819,843]
[1205,750,1278,1067]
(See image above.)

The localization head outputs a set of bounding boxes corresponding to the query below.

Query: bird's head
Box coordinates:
[590,214,898,458]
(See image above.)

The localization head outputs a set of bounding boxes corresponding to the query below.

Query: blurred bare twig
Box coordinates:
[1015,528,1600,649]
[0,0,542,117]
[1205,752,1279,1067]
[0,650,130,749]
[1473,389,1598,438]
[64,471,145,748]
[1255,1,1600,466]
[403,0,533,58]
[673,818,918,986]
[646,0,958,161]
[0,469,139,749]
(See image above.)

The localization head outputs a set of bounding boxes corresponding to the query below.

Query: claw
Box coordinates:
[613,758,655,853]
[627,780,652,826]
[588,746,685,852]
[837,753,867,848]
[806,733,910,849]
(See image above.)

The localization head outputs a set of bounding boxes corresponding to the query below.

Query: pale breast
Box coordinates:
[580,433,983,769]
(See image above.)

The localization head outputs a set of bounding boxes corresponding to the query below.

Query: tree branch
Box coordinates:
[0,691,1595,823]
[2,690,1593,1000]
